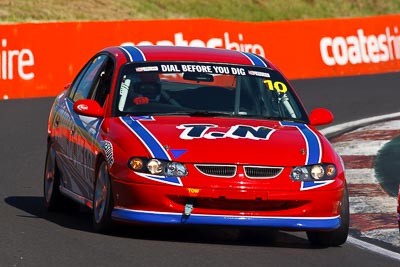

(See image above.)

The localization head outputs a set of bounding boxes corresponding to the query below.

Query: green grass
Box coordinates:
[1,0,400,22]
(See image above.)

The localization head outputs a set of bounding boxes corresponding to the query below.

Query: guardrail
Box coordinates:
[1,15,400,99]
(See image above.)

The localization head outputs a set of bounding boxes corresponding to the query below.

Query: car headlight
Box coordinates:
[128,157,188,177]
[291,164,336,181]
[165,162,188,176]
[147,159,163,174]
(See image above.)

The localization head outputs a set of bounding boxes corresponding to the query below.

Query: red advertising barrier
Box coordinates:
[1,15,400,99]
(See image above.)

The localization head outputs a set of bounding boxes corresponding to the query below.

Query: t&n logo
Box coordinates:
[177,124,275,140]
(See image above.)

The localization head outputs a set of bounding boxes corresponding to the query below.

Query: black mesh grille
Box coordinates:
[244,166,283,178]
[195,164,236,177]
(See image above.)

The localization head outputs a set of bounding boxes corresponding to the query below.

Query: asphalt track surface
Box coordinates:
[1,72,400,267]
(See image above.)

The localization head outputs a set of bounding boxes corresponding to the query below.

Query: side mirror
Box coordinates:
[309,108,334,126]
[73,99,105,117]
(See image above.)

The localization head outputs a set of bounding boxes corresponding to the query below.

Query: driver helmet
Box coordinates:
[131,72,161,101]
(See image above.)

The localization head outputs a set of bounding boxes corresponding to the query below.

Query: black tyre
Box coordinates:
[43,142,68,211]
[93,160,114,233]
[307,184,349,247]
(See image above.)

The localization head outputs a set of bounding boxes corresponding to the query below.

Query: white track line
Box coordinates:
[348,236,400,262]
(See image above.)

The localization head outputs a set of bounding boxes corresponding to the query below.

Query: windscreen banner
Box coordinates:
[1,15,400,99]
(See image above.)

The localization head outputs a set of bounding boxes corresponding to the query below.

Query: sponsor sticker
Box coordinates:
[136,66,159,72]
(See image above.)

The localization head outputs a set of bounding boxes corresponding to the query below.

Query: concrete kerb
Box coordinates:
[320,112,400,138]
[320,111,400,259]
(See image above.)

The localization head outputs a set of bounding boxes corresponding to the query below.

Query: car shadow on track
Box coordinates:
[5,195,329,250]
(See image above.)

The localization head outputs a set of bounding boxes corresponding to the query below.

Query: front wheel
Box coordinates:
[93,160,114,233]
[307,184,349,247]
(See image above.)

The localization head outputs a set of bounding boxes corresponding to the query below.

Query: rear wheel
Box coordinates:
[93,160,114,233]
[307,184,349,247]
[43,142,71,211]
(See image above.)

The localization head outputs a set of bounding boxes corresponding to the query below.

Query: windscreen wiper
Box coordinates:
[188,111,234,117]
[263,116,307,124]
[131,111,234,117]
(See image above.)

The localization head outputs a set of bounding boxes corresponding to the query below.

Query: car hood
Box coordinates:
[113,116,327,166]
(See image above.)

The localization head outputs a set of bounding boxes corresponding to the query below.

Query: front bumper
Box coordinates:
[111,178,343,230]
[112,208,341,230]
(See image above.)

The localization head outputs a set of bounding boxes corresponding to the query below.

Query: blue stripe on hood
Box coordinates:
[280,121,321,165]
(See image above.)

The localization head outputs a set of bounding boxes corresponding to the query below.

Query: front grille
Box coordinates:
[244,166,283,179]
[194,164,236,178]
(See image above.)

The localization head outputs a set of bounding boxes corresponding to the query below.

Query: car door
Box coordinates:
[60,54,112,200]
[73,57,115,201]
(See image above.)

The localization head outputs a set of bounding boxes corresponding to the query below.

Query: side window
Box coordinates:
[66,67,86,100]
[89,58,115,107]
[69,55,108,102]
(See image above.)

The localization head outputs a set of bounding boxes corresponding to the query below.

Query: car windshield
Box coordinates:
[113,62,308,122]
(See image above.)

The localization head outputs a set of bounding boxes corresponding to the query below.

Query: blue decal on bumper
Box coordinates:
[112,208,340,230]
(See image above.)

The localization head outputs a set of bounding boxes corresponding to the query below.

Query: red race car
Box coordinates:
[44,45,348,246]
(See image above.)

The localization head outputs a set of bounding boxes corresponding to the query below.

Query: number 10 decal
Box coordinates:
[264,79,288,93]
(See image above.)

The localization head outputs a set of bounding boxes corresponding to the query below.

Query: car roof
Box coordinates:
[103,45,276,69]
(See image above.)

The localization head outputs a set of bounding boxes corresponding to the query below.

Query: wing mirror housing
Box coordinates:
[309,108,334,126]
[73,99,105,118]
